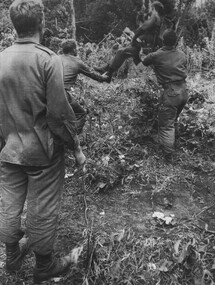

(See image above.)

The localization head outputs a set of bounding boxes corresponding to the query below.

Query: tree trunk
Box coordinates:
[69,0,76,40]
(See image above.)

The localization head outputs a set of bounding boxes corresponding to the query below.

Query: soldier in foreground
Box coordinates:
[142,29,188,162]
[0,0,85,283]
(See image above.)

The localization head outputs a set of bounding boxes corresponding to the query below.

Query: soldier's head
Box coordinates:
[163,29,177,46]
[61,39,77,56]
[152,1,164,16]
[9,0,44,39]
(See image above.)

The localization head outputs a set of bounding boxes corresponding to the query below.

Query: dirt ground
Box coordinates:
[1,76,215,284]
[1,148,214,285]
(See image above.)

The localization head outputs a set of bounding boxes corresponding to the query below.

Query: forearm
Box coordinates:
[81,68,106,82]
[46,55,78,147]
[86,71,107,82]
[46,109,77,148]
[73,134,81,151]
[78,60,107,82]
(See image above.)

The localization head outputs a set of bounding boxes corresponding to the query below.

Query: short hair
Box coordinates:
[9,0,44,38]
[163,29,177,46]
[61,39,77,54]
[152,1,164,16]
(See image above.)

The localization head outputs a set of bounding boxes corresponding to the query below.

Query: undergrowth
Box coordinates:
[1,33,215,285]
[62,74,215,285]
[1,69,215,284]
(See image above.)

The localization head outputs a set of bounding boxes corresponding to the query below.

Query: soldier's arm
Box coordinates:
[45,54,80,150]
[141,53,155,66]
[78,60,108,82]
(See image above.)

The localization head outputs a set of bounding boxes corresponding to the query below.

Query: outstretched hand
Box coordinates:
[102,74,111,83]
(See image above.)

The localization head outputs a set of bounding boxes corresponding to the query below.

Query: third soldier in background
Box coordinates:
[142,29,188,163]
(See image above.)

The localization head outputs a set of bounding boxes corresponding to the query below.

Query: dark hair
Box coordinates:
[163,29,177,46]
[9,0,44,38]
[152,1,164,16]
[43,28,53,38]
[61,39,77,54]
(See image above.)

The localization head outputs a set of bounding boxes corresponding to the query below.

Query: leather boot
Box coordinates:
[6,243,21,272]
[163,152,174,164]
[5,237,29,272]
[33,253,71,284]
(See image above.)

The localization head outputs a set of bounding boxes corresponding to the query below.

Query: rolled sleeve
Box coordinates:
[45,54,77,145]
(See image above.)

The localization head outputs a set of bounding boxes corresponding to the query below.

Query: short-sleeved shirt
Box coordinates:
[0,39,77,166]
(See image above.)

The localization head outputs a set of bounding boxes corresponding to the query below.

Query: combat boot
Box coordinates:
[5,239,29,272]
[164,153,173,164]
[33,253,71,284]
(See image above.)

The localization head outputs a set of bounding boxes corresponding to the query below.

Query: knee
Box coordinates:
[158,105,177,128]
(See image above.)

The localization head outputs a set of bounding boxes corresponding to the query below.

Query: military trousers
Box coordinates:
[109,45,141,72]
[0,151,65,255]
[109,33,156,72]
[66,89,87,134]
[158,82,188,154]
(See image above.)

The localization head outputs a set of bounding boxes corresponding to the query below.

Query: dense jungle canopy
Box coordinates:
[0,0,215,46]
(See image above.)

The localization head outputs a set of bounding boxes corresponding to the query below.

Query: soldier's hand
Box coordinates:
[102,74,111,83]
[74,147,86,166]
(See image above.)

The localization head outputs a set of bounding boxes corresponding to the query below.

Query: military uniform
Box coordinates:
[142,46,188,155]
[0,39,77,255]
